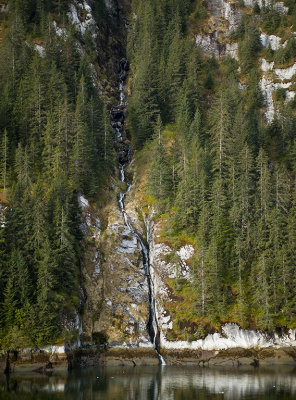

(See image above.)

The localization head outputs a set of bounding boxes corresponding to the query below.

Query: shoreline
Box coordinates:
[1,346,296,374]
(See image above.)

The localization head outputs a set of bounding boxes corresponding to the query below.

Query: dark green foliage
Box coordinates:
[238,24,262,73]
[148,116,172,206]
[130,0,296,329]
[274,37,296,66]
[2,0,296,348]
[192,1,208,22]
[0,1,114,348]
[127,0,202,145]
[275,87,286,101]
[261,3,281,34]
[253,2,261,14]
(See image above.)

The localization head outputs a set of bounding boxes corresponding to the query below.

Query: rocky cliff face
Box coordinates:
[195,0,296,123]
[62,0,154,350]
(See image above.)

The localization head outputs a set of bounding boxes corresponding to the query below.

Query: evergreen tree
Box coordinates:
[148,116,172,205]
[0,129,8,195]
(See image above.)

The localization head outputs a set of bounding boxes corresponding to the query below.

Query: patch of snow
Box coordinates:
[78,193,89,210]
[161,323,296,350]
[139,341,154,348]
[222,0,242,33]
[260,76,292,122]
[0,204,6,228]
[176,245,194,280]
[67,1,98,39]
[105,298,112,307]
[274,63,296,80]
[92,251,99,263]
[40,345,65,354]
[286,91,295,101]
[261,58,274,72]
[68,3,80,25]
[244,0,288,14]
[177,245,194,261]
[53,21,67,38]
[260,33,282,51]
[34,44,45,57]
[274,2,289,15]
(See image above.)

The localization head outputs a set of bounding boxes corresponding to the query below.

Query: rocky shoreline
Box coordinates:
[1,345,296,374]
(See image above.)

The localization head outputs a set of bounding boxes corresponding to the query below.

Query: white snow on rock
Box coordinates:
[196,1,242,58]
[222,0,242,33]
[160,323,296,350]
[53,21,67,38]
[78,193,89,210]
[149,217,296,352]
[244,0,288,14]
[67,1,98,38]
[68,3,80,25]
[260,76,292,122]
[177,245,194,262]
[261,58,274,72]
[286,91,296,101]
[34,44,45,57]
[259,56,296,122]
[0,204,6,228]
[151,243,175,278]
[260,33,282,51]
[273,2,289,14]
[274,63,296,80]
[105,298,112,307]
[78,193,100,239]
[40,345,65,354]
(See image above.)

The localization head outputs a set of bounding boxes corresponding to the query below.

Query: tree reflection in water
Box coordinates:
[1,365,296,400]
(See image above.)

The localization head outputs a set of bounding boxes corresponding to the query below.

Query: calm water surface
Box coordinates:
[1,365,296,399]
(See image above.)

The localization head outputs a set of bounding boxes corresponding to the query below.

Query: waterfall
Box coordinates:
[110,59,166,366]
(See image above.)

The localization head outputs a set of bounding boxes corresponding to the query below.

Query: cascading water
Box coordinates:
[111,60,166,366]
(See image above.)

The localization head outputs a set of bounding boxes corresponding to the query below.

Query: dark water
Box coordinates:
[1,365,296,400]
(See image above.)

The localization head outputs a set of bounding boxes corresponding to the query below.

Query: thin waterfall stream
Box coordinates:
[110,60,166,366]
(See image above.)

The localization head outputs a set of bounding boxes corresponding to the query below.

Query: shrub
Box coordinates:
[275,87,286,101]
[92,331,108,345]
[193,1,208,21]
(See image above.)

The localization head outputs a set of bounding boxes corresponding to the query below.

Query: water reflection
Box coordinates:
[1,365,296,399]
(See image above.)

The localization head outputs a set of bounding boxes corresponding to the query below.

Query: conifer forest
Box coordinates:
[1,0,296,354]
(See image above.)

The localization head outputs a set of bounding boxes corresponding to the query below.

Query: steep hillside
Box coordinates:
[122,0,296,359]
[2,0,296,370]
[0,0,129,353]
